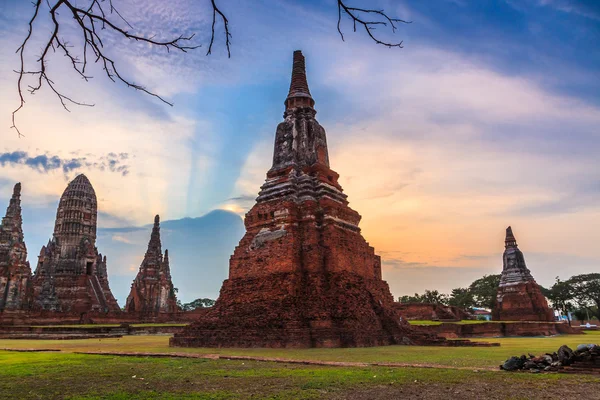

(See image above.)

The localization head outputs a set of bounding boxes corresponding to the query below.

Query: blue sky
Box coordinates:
[0,0,599,304]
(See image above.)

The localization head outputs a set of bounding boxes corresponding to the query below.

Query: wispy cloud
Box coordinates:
[111,234,134,244]
[0,151,130,176]
[537,0,600,20]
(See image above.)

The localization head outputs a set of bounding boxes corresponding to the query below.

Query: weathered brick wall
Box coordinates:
[493,281,555,321]
[412,321,581,338]
[395,303,471,321]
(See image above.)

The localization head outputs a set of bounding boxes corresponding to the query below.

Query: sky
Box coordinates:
[0,0,599,304]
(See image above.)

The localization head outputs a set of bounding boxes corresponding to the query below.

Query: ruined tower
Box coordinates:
[492,226,554,321]
[171,51,426,348]
[0,183,32,310]
[30,174,120,313]
[125,215,178,314]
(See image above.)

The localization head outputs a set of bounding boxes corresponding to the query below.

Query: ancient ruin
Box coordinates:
[125,215,178,315]
[171,51,434,348]
[492,226,554,321]
[30,174,120,313]
[0,183,32,311]
[394,302,471,321]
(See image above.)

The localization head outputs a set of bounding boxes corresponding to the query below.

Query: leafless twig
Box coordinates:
[337,0,411,48]
[207,0,231,57]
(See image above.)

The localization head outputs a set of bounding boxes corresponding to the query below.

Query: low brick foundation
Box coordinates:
[394,303,471,321]
[412,321,582,338]
[0,309,207,326]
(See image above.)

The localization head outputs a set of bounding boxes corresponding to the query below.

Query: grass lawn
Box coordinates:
[0,331,598,369]
[408,320,519,325]
[1,351,599,399]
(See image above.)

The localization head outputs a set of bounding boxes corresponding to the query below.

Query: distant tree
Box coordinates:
[178,298,216,311]
[571,307,591,322]
[11,1,410,136]
[398,290,448,305]
[546,277,575,326]
[398,294,424,303]
[420,290,449,305]
[569,273,600,321]
[468,274,501,309]
[448,287,475,310]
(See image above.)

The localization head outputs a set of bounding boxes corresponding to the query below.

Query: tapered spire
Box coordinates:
[285,50,314,110]
[505,226,517,249]
[145,215,162,259]
[125,215,178,314]
[162,249,171,275]
[1,182,25,244]
[53,173,97,250]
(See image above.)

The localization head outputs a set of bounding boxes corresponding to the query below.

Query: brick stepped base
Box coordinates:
[0,324,186,340]
[412,321,581,338]
[171,272,479,348]
[0,334,124,340]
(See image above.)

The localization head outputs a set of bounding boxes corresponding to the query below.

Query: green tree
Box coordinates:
[398,290,448,305]
[448,287,475,310]
[546,277,575,325]
[569,273,600,321]
[468,274,501,309]
[421,290,449,305]
[178,298,216,311]
[398,294,423,303]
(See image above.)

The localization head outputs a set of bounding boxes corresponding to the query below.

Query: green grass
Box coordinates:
[1,331,598,369]
[408,320,523,325]
[1,351,598,399]
[407,320,443,325]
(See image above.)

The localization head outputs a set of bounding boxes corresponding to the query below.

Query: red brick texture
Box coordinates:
[493,281,555,321]
[395,303,472,321]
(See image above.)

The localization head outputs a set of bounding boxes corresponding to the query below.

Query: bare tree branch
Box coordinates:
[207,0,231,58]
[11,0,43,138]
[337,0,411,48]
[12,0,202,135]
[12,1,410,137]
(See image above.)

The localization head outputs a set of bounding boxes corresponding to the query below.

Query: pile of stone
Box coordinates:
[500,344,599,373]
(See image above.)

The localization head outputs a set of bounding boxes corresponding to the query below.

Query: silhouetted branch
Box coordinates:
[12,1,410,137]
[207,0,231,57]
[12,0,202,135]
[337,0,411,48]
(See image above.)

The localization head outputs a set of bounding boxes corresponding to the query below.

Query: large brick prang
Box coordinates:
[29,174,120,313]
[171,50,442,348]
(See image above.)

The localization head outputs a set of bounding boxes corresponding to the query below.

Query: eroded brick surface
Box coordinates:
[394,303,471,321]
